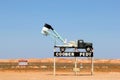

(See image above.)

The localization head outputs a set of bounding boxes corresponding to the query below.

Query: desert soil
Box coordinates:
[0,71,119,80]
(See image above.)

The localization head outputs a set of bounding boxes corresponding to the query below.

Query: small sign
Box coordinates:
[54,52,93,57]
[18,59,28,66]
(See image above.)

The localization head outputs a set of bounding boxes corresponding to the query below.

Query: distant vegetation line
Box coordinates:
[0,62,119,72]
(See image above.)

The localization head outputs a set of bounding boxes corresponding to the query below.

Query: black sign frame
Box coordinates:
[54,52,93,57]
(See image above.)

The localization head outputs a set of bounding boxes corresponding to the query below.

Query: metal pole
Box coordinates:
[54,57,56,76]
[91,57,94,75]
[75,57,77,75]
[74,48,78,76]
[53,47,56,76]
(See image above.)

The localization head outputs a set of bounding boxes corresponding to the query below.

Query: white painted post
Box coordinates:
[53,47,56,76]
[74,48,78,76]
[91,57,94,75]
[75,57,77,75]
[54,57,56,76]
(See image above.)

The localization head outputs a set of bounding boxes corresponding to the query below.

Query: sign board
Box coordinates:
[18,59,28,66]
[54,52,93,57]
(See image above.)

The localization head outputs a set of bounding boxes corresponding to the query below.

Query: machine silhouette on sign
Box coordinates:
[41,23,93,56]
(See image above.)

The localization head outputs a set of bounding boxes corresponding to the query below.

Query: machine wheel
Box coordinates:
[86,47,92,52]
[60,47,66,52]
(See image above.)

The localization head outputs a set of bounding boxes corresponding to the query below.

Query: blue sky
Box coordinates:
[0,0,120,59]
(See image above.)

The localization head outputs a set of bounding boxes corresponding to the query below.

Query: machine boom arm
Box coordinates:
[41,23,66,43]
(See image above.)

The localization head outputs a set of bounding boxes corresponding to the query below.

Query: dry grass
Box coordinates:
[0,58,119,72]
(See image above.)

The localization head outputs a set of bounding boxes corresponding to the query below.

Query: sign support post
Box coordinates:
[91,57,94,75]
[53,47,56,76]
[74,57,77,75]
[53,57,56,76]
